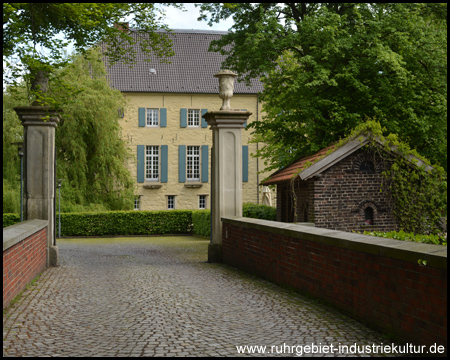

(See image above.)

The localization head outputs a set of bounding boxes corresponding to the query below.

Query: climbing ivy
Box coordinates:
[287,120,447,235]
[347,121,447,235]
[382,154,447,235]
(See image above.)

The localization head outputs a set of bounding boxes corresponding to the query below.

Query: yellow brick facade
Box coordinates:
[120,92,272,211]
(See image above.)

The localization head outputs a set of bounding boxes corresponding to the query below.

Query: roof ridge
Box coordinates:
[127,28,230,35]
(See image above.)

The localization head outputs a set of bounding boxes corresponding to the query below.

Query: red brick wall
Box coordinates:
[313,149,399,232]
[222,219,447,349]
[3,227,47,309]
[276,148,400,232]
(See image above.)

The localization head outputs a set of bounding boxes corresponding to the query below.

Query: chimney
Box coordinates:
[114,22,129,33]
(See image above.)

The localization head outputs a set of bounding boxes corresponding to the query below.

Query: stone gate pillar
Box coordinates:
[204,70,252,262]
[14,106,60,267]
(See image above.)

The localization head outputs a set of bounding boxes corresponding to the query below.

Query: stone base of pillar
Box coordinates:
[49,246,59,267]
[208,243,223,263]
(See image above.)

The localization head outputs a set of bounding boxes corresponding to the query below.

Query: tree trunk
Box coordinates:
[30,69,49,106]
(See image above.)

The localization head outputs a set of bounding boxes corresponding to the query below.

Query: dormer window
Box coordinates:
[360,161,375,173]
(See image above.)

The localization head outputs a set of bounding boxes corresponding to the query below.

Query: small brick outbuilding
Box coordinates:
[262,133,432,233]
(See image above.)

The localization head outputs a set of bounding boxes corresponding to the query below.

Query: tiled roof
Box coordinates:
[262,130,435,186]
[103,29,263,94]
[262,145,337,185]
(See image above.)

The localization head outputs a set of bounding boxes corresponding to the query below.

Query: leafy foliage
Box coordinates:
[53,48,135,211]
[363,230,447,246]
[192,210,211,237]
[382,154,447,235]
[198,3,447,172]
[3,3,184,102]
[58,210,192,237]
[243,202,277,221]
[3,213,20,228]
[3,48,135,213]
[341,120,447,235]
[3,91,24,214]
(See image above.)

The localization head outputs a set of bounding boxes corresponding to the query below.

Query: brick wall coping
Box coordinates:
[222,217,447,270]
[3,219,48,252]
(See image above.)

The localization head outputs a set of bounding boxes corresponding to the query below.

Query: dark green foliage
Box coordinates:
[243,203,277,221]
[191,210,211,238]
[4,3,183,96]
[59,210,193,237]
[3,50,136,213]
[198,3,447,172]
[3,213,20,228]
[383,159,447,235]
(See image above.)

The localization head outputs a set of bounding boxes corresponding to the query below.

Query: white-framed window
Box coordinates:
[188,109,200,127]
[167,195,176,210]
[134,196,141,210]
[146,146,159,181]
[186,146,200,181]
[146,108,159,126]
[199,195,207,209]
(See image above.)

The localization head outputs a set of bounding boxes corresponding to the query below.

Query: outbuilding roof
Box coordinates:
[262,132,433,186]
[262,145,336,186]
[103,29,263,94]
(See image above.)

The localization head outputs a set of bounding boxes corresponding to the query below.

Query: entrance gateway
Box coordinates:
[203,70,251,262]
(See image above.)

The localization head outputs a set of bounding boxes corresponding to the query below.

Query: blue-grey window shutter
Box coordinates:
[160,108,167,128]
[139,108,146,127]
[180,108,187,128]
[201,145,209,183]
[160,145,168,183]
[178,145,186,182]
[242,145,249,182]
[137,145,145,183]
[201,109,208,128]
[241,109,247,128]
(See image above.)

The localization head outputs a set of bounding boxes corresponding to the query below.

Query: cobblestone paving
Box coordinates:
[3,236,400,357]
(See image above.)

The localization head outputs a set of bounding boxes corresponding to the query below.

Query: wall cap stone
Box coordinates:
[222,217,447,269]
[3,219,48,252]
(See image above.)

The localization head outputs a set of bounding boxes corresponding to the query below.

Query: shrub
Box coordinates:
[243,202,277,221]
[60,210,193,237]
[192,210,211,237]
[3,179,20,214]
[3,213,20,228]
[363,230,447,246]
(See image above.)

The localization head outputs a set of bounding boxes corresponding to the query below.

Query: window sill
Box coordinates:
[184,183,203,188]
[361,225,377,230]
[143,183,162,189]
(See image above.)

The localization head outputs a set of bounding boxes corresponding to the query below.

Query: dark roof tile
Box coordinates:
[103,30,263,94]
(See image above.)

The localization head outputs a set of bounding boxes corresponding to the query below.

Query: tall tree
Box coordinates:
[198,3,447,171]
[3,91,24,213]
[3,3,183,104]
[3,48,135,212]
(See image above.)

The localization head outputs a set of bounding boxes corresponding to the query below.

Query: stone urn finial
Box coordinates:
[214,70,238,110]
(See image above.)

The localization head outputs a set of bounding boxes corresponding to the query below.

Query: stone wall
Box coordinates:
[3,220,48,309]
[222,217,447,348]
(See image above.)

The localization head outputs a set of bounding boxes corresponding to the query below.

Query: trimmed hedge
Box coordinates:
[3,203,277,237]
[243,202,277,221]
[3,213,20,228]
[192,210,211,237]
[59,210,193,236]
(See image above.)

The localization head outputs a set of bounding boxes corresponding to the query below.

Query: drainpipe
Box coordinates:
[256,94,259,204]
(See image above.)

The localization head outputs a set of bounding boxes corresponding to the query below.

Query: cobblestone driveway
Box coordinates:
[3,236,399,357]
